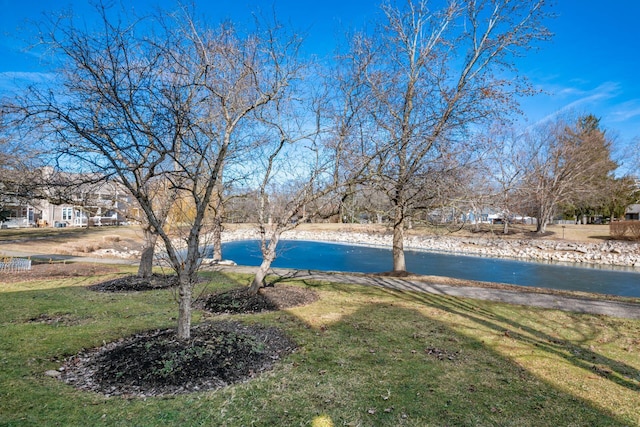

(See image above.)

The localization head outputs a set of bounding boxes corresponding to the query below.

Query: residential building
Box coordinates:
[625,204,640,221]
[0,172,132,228]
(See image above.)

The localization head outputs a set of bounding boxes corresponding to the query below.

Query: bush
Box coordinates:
[609,220,640,240]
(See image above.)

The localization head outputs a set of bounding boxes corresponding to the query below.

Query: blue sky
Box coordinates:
[1,0,639,157]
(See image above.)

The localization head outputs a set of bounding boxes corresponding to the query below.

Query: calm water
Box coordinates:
[220,240,640,297]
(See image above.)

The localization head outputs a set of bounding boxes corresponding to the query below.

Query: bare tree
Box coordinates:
[351,0,552,272]
[521,115,618,233]
[454,160,493,232]
[133,179,176,278]
[246,93,335,292]
[249,146,361,292]
[0,122,48,221]
[603,176,639,220]
[246,51,374,292]
[4,4,300,339]
[478,124,529,234]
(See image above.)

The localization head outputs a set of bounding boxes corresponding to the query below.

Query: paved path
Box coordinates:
[3,245,639,320]
[0,248,138,265]
[218,266,640,320]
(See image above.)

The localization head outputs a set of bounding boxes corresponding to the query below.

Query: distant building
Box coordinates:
[38,180,131,227]
[0,178,41,227]
[1,172,132,228]
[625,204,640,221]
[0,199,39,228]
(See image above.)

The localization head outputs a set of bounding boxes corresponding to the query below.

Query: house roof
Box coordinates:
[626,204,640,214]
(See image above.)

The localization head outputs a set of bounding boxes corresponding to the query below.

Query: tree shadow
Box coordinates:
[263,268,313,286]
[590,235,614,241]
[279,300,629,425]
[0,271,633,425]
[371,283,640,393]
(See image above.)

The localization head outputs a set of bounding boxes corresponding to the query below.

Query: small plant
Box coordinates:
[154,359,176,379]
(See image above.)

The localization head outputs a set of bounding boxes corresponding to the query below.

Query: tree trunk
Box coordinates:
[176,236,202,339]
[536,221,546,233]
[175,229,203,340]
[250,231,280,293]
[392,205,406,272]
[535,211,549,233]
[176,274,192,340]
[138,225,157,278]
[250,259,272,294]
[211,216,223,262]
[472,208,481,232]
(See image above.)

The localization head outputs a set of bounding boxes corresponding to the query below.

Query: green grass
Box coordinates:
[1,268,639,426]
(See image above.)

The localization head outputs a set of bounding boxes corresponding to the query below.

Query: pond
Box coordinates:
[220,240,640,297]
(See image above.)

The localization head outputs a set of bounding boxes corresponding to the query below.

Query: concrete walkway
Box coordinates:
[218,266,640,320]
[0,248,138,265]
[3,245,639,320]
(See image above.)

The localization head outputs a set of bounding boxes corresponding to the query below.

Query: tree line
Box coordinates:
[1,0,636,339]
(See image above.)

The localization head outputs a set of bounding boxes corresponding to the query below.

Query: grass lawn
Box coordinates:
[1,266,639,426]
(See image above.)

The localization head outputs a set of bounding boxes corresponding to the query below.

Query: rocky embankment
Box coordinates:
[221,229,640,268]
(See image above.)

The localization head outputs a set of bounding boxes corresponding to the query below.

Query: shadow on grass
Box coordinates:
[276,301,629,426]
[590,235,614,241]
[370,282,640,394]
[0,270,635,425]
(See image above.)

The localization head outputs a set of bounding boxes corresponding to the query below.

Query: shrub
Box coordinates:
[610,220,640,240]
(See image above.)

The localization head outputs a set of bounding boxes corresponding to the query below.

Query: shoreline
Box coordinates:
[221,229,640,269]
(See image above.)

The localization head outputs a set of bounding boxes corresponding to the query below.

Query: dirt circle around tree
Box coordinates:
[87,273,180,292]
[60,320,297,397]
[56,273,319,397]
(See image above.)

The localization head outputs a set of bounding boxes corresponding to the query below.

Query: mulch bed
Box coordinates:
[87,273,180,292]
[60,321,297,397]
[47,269,318,397]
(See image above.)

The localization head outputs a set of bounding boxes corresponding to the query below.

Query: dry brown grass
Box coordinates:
[291,222,612,244]
[0,226,144,256]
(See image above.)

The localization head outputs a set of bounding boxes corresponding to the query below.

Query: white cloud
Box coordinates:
[608,100,640,122]
[0,71,54,82]
[529,81,622,126]
[0,71,55,94]
[560,81,619,105]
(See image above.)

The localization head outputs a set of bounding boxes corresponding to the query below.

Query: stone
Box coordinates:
[45,370,61,378]
[217,229,640,268]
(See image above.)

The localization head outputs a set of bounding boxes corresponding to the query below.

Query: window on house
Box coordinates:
[62,207,73,221]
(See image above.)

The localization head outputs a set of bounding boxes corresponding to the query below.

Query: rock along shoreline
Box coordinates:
[221,229,640,269]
